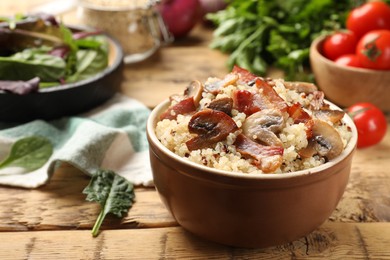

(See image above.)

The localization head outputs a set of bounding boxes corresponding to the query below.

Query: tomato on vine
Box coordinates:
[347,103,387,148]
[356,30,390,70]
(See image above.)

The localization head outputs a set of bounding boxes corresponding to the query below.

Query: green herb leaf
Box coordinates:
[0,47,66,81]
[83,169,135,237]
[0,136,53,172]
[208,0,364,80]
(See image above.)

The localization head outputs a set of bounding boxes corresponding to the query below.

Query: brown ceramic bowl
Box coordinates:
[310,34,390,112]
[147,99,358,248]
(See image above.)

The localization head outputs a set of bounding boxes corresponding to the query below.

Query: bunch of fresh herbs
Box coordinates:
[207,0,387,81]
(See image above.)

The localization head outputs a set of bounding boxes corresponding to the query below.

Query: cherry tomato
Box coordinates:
[346,1,390,39]
[356,30,390,70]
[322,31,357,61]
[334,54,361,68]
[347,102,387,148]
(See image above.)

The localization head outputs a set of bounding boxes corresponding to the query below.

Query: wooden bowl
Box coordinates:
[310,35,390,112]
[147,99,357,248]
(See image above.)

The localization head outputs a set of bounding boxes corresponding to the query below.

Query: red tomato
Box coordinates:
[356,30,390,70]
[347,102,387,148]
[334,54,361,68]
[322,31,357,61]
[346,1,390,39]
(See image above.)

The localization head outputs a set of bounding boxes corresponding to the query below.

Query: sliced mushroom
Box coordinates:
[313,109,345,124]
[207,97,233,116]
[283,81,318,94]
[204,73,239,94]
[234,134,283,173]
[186,109,238,151]
[184,80,204,106]
[298,119,344,160]
[242,109,284,147]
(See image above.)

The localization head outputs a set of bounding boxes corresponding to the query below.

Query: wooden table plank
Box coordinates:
[0,222,389,259]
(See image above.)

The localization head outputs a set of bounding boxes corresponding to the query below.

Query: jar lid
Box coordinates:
[79,0,157,11]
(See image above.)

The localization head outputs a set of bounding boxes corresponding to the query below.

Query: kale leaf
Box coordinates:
[83,169,136,237]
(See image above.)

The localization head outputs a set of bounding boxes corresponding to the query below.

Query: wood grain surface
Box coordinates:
[1,1,390,259]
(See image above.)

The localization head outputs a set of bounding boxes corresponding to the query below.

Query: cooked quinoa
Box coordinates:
[155,68,352,174]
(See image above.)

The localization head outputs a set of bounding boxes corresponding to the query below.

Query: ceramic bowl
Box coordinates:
[310,34,390,112]
[147,99,358,248]
[0,32,124,123]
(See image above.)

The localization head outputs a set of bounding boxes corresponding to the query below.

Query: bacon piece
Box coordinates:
[232,65,258,84]
[232,89,272,116]
[186,109,238,151]
[287,103,314,138]
[234,134,283,173]
[287,103,312,124]
[159,97,196,120]
[255,78,288,113]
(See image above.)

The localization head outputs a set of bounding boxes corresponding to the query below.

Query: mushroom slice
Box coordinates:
[186,109,238,151]
[234,134,283,173]
[313,109,345,124]
[242,109,284,147]
[204,73,239,94]
[184,80,204,106]
[283,81,318,94]
[298,119,344,160]
[207,97,233,116]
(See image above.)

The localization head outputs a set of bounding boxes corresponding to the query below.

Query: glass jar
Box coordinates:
[78,0,172,63]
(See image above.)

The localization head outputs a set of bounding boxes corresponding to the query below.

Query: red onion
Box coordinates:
[158,0,201,39]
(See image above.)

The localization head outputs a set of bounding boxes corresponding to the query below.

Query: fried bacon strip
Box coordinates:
[234,134,283,173]
[160,97,196,120]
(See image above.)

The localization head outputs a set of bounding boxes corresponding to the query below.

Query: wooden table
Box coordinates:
[1,1,390,259]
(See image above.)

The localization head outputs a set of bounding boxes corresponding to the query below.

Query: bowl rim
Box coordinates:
[147,98,358,181]
[311,34,390,75]
[0,28,124,95]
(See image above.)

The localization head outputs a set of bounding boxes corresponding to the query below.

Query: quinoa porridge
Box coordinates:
[155,66,352,174]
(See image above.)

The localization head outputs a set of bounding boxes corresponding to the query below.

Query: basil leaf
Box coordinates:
[83,169,135,237]
[0,136,53,172]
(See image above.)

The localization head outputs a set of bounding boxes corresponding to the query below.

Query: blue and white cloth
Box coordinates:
[0,94,153,188]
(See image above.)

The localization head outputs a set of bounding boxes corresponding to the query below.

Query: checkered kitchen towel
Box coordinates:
[0,93,153,188]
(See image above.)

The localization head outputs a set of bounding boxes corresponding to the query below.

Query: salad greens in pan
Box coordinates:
[0,13,109,94]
